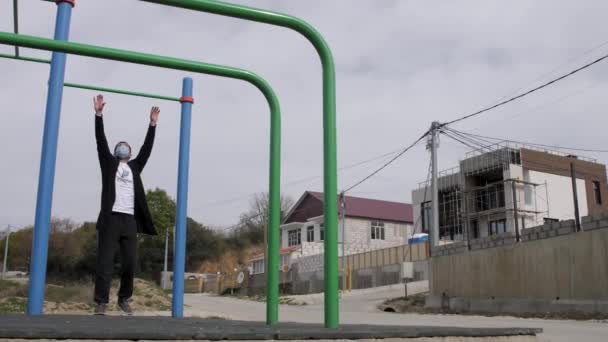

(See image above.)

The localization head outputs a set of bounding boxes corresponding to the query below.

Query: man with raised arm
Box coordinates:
[93,94,159,315]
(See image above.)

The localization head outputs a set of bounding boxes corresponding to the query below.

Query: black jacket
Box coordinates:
[95,115,157,235]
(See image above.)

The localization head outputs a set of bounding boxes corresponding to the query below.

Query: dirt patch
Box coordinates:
[240,294,307,306]
[378,293,429,314]
[0,278,170,314]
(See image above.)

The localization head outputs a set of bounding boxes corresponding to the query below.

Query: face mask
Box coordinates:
[115,144,130,159]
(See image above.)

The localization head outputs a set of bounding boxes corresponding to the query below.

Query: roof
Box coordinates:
[284,191,413,224]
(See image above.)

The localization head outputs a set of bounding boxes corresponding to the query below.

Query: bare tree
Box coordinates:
[233,193,294,245]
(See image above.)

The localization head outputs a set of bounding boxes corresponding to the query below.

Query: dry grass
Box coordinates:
[0,278,170,314]
[198,246,262,275]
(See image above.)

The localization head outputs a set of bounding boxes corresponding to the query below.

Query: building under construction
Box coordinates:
[412,140,608,243]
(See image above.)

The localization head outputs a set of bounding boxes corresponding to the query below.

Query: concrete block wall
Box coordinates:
[433,213,608,258]
[469,232,517,250]
[431,241,468,257]
[520,219,575,241]
[581,211,608,231]
[430,214,608,304]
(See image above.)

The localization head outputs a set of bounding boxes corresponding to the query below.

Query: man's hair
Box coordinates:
[114,141,132,154]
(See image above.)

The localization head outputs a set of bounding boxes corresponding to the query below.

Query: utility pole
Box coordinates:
[512,180,520,241]
[570,161,581,232]
[162,226,170,289]
[2,225,10,279]
[340,192,346,291]
[428,122,441,249]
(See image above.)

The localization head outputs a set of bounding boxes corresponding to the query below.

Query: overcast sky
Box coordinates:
[1,0,608,230]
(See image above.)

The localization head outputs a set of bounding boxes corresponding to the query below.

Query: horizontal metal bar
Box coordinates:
[63,82,181,102]
[0,52,50,64]
[0,53,180,102]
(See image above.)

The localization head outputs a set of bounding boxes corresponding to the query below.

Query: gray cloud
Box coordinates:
[1,0,608,230]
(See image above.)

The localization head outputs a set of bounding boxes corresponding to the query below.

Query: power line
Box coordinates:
[451,128,608,154]
[448,130,493,149]
[343,129,430,193]
[494,38,608,104]
[440,126,492,150]
[196,145,408,210]
[441,52,608,127]
[441,130,480,151]
[470,81,601,131]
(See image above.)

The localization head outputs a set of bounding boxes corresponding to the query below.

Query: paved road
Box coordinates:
[183,291,608,342]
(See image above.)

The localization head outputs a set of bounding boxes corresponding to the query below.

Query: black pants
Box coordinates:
[94,212,137,304]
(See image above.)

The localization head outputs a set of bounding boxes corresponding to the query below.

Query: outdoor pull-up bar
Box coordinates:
[0,31,281,322]
[2,52,192,316]
[0,54,182,102]
[3,9,190,313]
[63,82,182,102]
[0,52,49,64]
[7,0,338,327]
[141,0,339,328]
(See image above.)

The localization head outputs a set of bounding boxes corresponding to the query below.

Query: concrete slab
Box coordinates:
[0,315,541,340]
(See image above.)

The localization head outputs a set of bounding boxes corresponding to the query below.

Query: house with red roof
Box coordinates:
[280,191,413,260]
[248,190,414,279]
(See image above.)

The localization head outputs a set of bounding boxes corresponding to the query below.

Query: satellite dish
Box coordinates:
[236,271,245,284]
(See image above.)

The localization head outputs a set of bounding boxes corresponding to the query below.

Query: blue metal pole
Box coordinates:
[27,0,73,315]
[172,77,194,318]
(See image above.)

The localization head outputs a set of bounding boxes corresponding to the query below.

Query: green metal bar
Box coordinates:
[140,0,339,327]
[0,52,50,64]
[0,54,181,102]
[63,82,181,102]
[0,31,282,321]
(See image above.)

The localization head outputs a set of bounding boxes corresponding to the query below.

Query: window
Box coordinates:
[320,224,324,241]
[287,229,301,246]
[593,181,602,205]
[421,201,432,233]
[371,221,385,240]
[475,184,505,212]
[306,226,315,242]
[471,220,479,239]
[252,260,265,274]
[488,219,506,235]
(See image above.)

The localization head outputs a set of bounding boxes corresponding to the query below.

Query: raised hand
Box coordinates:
[94,95,106,116]
[150,106,160,126]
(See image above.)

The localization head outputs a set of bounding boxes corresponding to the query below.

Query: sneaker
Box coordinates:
[117,299,133,316]
[94,303,107,315]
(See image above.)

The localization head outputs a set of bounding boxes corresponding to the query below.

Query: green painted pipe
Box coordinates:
[0,52,50,64]
[0,53,181,102]
[63,82,181,102]
[141,0,339,327]
[0,32,282,321]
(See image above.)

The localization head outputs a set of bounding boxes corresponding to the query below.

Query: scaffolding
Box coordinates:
[418,141,554,243]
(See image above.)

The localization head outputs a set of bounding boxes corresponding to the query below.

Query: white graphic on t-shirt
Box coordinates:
[112,163,135,215]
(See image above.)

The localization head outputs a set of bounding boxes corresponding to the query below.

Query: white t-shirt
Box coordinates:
[112,162,135,215]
